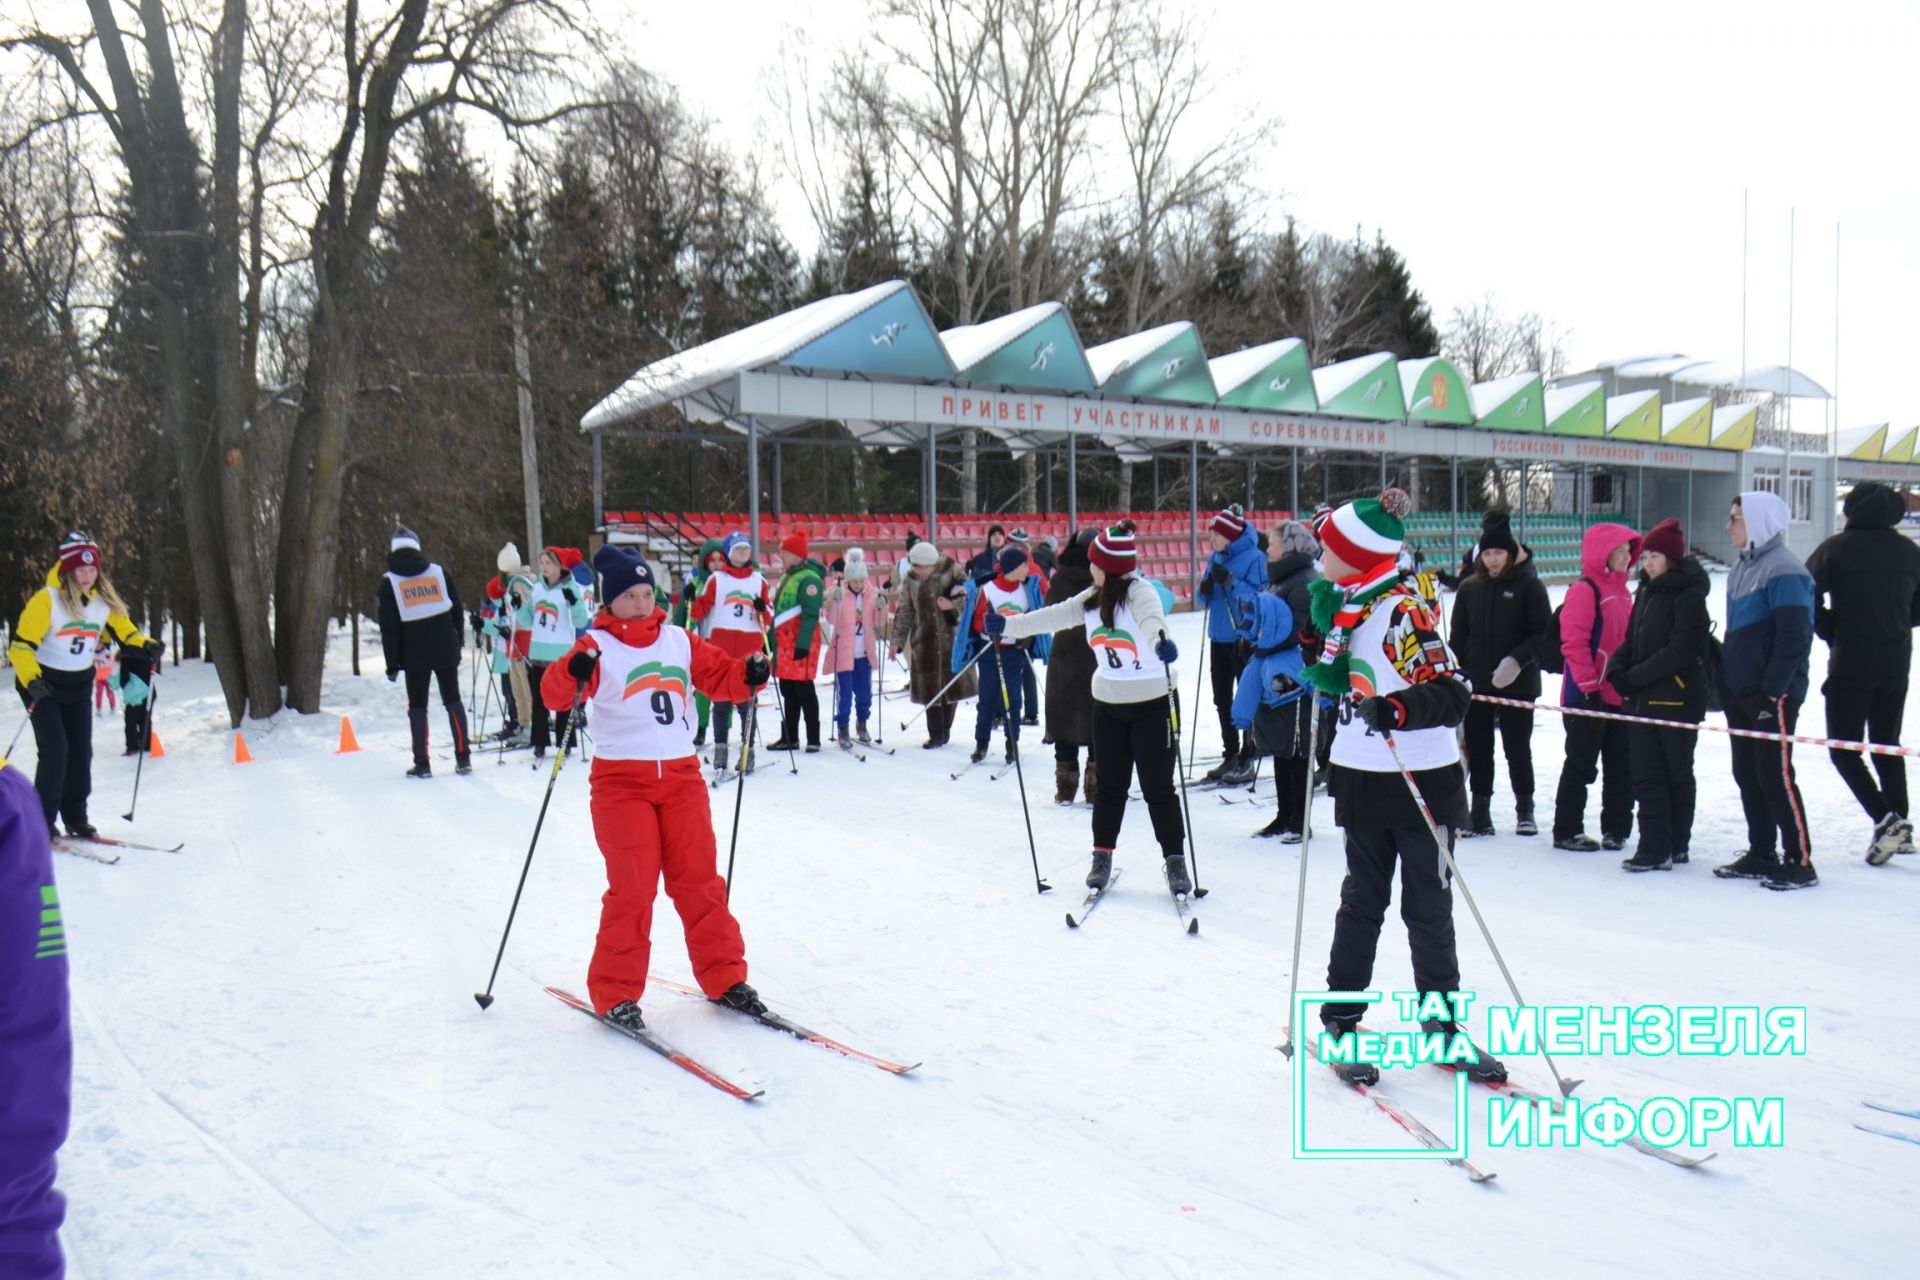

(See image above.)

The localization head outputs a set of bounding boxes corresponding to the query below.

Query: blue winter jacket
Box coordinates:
[950,575,1053,671]
[1723,492,1814,702]
[1196,524,1266,642]
[1231,593,1306,732]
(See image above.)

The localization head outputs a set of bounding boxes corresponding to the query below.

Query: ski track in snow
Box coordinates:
[26,575,1920,1276]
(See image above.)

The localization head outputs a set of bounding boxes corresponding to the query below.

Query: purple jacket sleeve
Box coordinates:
[0,761,68,1280]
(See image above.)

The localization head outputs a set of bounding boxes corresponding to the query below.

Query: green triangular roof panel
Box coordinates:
[1398,358,1474,425]
[1839,423,1890,460]
[1660,396,1714,447]
[1313,353,1404,420]
[1710,403,1758,450]
[1882,426,1918,464]
[1085,322,1217,403]
[943,303,1096,392]
[1545,382,1606,436]
[1209,339,1317,412]
[1468,373,1546,432]
[1606,390,1661,441]
[778,282,957,380]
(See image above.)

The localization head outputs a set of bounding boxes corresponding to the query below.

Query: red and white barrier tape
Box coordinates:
[1468,692,1920,760]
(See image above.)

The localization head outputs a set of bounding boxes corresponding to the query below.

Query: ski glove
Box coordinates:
[1355,695,1404,733]
[560,586,577,607]
[1154,636,1178,665]
[24,678,51,703]
[744,653,771,687]
[984,611,1008,638]
[1491,656,1523,689]
[1209,562,1231,585]
[567,648,599,681]
[143,639,165,662]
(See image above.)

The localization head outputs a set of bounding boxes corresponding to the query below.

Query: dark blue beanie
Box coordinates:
[593,542,655,601]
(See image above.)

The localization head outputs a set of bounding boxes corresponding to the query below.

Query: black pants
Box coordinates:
[20,675,92,833]
[1629,721,1698,862]
[124,700,151,755]
[1322,822,1461,1025]
[1273,755,1310,833]
[1464,701,1534,800]
[1727,696,1812,864]
[528,662,560,750]
[405,664,471,767]
[1089,696,1184,857]
[498,671,519,730]
[1021,657,1039,721]
[779,677,820,746]
[1825,671,1908,824]
[1553,712,1632,840]
[923,702,955,745]
[1209,640,1245,759]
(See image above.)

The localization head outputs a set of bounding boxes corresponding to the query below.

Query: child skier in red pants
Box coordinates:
[541,542,773,1028]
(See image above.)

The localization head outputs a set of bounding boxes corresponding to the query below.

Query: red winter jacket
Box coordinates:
[1559,523,1640,707]
[541,608,752,711]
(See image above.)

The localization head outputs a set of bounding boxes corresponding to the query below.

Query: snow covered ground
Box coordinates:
[25,574,1920,1278]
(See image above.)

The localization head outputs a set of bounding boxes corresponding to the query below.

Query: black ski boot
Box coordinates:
[1322,1016,1379,1086]
[1514,796,1538,836]
[604,1000,645,1031]
[1162,852,1193,897]
[1256,815,1287,838]
[455,754,472,775]
[766,736,799,752]
[711,981,767,1016]
[1218,754,1259,785]
[64,820,99,840]
[970,741,989,764]
[1465,794,1494,837]
[406,763,432,779]
[1601,833,1627,851]
[1004,741,1018,765]
[1086,850,1113,890]
[1713,849,1779,880]
[1554,833,1601,851]
[1763,861,1819,892]
[1201,750,1237,784]
[1621,849,1672,872]
[1422,1019,1508,1083]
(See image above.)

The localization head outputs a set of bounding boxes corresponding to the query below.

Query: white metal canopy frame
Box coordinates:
[582,279,1801,556]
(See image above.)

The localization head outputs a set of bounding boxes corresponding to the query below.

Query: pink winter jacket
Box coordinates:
[1559,522,1641,706]
[823,580,885,673]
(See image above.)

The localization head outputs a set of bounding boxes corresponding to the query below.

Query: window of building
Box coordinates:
[1789,468,1815,524]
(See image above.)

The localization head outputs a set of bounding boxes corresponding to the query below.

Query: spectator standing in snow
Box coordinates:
[1195,504,1265,783]
[1550,521,1640,852]
[1044,530,1100,806]
[378,524,472,778]
[891,540,974,749]
[1253,520,1321,840]
[1713,491,1818,890]
[967,525,1009,582]
[1448,511,1551,837]
[1605,518,1711,871]
[823,549,885,746]
[1805,482,1920,865]
[0,753,69,1278]
[689,532,773,772]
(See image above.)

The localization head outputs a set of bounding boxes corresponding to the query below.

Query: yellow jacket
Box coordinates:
[10,565,152,688]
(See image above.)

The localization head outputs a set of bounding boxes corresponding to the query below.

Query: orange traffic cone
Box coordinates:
[233,732,253,764]
[148,732,165,758]
[336,715,361,754]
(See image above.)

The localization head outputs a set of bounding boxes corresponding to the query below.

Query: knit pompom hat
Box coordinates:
[845,547,869,580]
[1641,517,1686,563]
[497,542,522,574]
[781,530,810,561]
[593,542,654,601]
[997,546,1029,575]
[908,540,940,567]
[1318,490,1409,577]
[723,531,753,564]
[1211,504,1248,540]
[390,524,421,553]
[58,531,101,577]
[1276,520,1317,558]
[1089,521,1138,577]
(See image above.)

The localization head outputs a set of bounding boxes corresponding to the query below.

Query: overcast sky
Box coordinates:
[629,0,1920,438]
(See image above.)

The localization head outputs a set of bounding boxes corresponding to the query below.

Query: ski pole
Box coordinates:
[1279,693,1318,1059]
[473,657,498,747]
[122,685,158,823]
[990,644,1050,894]
[724,683,765,903]
[873,636,885,746]
[899,643,990,731]
[1187,594,1210,775]
[474,684,587,1011]
[1160,639,1206,898]
[5,702,33,758]
[765,633,799,774]
[1380,727,1581,1097]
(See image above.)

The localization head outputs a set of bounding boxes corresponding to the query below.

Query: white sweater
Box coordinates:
[999,577,1170,705]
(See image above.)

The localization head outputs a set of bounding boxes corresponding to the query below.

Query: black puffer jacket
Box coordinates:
[1447,546,1552,700]
[1266,551,1318,659]
[1806,482,1920,678]
[1608,556,1712,722]
[378,547,465,675]
[1042,536,1096,746]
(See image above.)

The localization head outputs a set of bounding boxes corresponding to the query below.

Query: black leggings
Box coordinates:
[1089,696,1185,857]
[20,675,92,832]
[779,678,820,746]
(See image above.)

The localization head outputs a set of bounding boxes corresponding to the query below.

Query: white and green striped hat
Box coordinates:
[1319,490,1409,574]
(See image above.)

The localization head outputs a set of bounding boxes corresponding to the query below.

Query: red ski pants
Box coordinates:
[586,755,749,1013]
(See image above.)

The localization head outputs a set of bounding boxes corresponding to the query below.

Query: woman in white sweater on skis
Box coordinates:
[988,522,1189,896]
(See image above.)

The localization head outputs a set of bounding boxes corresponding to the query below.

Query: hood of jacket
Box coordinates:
[1251,591,1292,652]
[1476,543,1539,581]
[1580,521,1642,584]
[694,538,726,576]
[1267,550,1315,589]
[1739,490,1791,549]
[386,546,430,577]
[1641,554,1711,598]
[1843,482,1906,531]
[588,606,667,647]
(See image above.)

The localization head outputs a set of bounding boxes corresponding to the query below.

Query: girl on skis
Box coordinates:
[987,522,1189,896]
[518,547,591,760]
[9,532,162,838]
[822,548,885,746]
[540,543,772,1028]
[689,532,773,771]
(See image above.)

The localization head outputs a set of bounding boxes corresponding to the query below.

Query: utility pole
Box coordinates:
[513,287,544,556]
